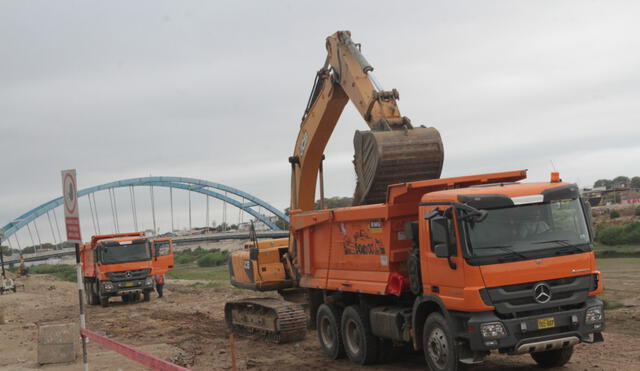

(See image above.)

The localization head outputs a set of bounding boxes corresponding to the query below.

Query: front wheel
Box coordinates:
[531,346,574,368]
[423,313,462,371]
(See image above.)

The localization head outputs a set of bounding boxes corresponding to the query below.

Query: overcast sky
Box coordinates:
[1,1,639,244]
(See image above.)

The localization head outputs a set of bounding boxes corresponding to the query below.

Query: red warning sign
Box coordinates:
[61,169,82,243]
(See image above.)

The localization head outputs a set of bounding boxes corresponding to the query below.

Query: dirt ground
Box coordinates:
[1,258,639,371]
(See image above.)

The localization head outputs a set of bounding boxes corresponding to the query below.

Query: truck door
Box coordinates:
[151,238,174,275]
[423,206,466,309]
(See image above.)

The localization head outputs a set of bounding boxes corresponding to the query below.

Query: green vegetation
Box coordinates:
[166,247,231,284]
[29,264,77,282]
[635,207,640,217]
[197,251,229,267]
[594,176,640,189]
[602,298,624,310]
[173,247,229,267]
[166,265,229,281]
[596,222,640,245]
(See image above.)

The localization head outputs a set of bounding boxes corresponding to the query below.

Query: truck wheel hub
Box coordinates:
[319,317,335,348]
[345,319,361,355]
[428,327,448,366]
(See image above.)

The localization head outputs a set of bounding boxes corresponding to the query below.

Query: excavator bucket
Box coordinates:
[353,126,444,205]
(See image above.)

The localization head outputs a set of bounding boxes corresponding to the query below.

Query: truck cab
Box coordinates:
[412,179,603,367]
[81,232,174,307]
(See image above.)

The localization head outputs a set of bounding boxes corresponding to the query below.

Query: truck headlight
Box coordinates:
[480,322,507,339]
[585,306,603,324]
[145,277,153,286]
[102,281,114,291]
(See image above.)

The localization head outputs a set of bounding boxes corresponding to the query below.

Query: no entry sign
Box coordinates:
[61,169,82,243]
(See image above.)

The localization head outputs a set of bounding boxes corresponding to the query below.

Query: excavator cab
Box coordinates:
[228,237,292,291]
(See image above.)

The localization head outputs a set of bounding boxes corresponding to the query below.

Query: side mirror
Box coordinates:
[581,198,594,241]
[434,243,451,258]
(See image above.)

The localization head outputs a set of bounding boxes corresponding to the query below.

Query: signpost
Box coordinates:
[0,229,5,279]
[61,169,88,371]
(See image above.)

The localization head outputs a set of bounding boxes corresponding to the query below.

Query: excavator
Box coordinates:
[225,31,444,342]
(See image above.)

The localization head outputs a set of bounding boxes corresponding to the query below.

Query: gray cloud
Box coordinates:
[1,1,639,245]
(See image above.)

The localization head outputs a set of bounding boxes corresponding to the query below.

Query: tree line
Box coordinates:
[593,176,640,189]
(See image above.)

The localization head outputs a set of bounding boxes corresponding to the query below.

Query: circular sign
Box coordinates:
[63,172,77,214]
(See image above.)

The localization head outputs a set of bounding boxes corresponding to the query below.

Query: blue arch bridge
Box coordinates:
[0,176,289,254]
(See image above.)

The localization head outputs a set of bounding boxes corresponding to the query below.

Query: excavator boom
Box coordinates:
[226,30,444,342]
[291,30,443,207]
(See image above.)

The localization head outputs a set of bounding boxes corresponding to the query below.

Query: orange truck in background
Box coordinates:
[80,232,174,307]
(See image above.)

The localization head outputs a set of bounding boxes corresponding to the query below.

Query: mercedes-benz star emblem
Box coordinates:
[125,271,132,279]
[533,283,552,304]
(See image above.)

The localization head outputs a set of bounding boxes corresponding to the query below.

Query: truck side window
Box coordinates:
[155,242,170,257]
[430,214,457,256]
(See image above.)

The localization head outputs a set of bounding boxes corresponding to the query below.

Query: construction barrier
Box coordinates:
[80,328,191,371]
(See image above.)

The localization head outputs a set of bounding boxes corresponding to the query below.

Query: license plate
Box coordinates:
[124,282,134,287]
[537,317,555,329]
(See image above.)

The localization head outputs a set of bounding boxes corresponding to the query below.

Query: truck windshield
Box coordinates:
[100,242,150,264]
[464,198,590,260]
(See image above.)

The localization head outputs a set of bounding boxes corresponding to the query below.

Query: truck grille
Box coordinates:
[483,275,592,317]
[106,268,151,281]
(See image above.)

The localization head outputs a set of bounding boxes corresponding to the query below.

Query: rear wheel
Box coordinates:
[316,304,344,360]
[99,285,109,307]
[341,305,379,365]
[423,313,462,371]
[85,283,94,305]
[531,346,574,368]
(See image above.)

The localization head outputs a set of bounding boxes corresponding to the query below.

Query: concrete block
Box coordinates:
[38,322,79,364]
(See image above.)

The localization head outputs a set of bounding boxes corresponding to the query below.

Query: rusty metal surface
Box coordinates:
[353,126,444,205]
[224,298,307,344]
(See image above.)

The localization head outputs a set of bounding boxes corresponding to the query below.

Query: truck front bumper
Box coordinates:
[100,277,154,296]
[466,298,604,354]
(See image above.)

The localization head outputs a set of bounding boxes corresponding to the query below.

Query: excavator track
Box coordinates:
[353,126,444,205]
[224,298,307,344]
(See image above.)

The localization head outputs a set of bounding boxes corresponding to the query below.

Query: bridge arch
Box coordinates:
[1,176,288,243]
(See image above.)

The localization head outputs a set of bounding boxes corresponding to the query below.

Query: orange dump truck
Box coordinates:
[229,170,605,369]
[80,232,174,307]
[290,170,604,369]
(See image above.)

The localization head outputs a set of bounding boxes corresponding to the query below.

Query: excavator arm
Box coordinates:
[226,32,444,342]
[290,31,443,209]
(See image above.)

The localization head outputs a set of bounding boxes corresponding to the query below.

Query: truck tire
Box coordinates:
[316,304,345,360]
[341,305,379,365]
[85,283,94,305]
[122,294,130,303]
[423,313,462,371]
[92,282,100,305]
[531,346,574,368]
[99,285,109,308]
[143,290,151,302]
